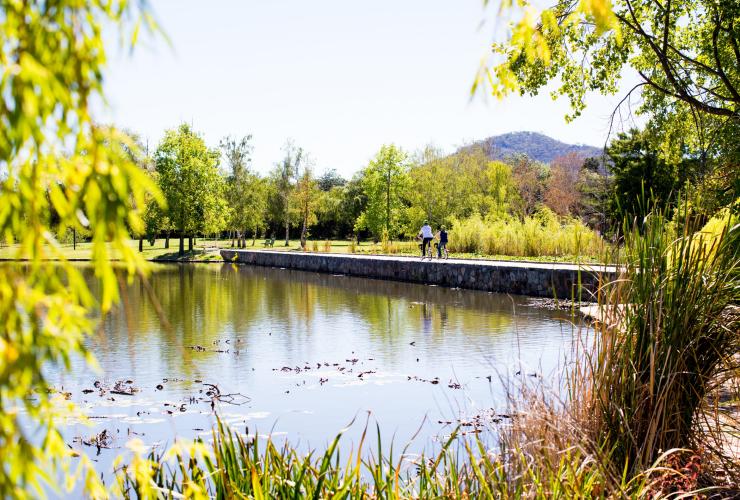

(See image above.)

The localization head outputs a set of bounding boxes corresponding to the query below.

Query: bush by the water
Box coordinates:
[447,208,606,258]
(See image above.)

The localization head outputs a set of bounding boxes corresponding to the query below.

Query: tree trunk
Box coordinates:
[188,237,193,252]
[72,228,76,250]
[165,232,170,249]
[179,233,184,256]
[284,219,289,246]
[385,170,391,236]
[300,215,307,250]
[139,237,143,252]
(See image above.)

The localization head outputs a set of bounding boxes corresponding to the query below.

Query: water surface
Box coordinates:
[53,263,575,468]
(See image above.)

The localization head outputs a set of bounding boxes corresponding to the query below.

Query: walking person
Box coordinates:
[418,221,434,260]
[436,226,449,259]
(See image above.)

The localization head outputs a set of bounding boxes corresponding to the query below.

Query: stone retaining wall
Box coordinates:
[220,250,615,299]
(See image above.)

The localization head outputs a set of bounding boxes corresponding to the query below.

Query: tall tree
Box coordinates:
[220,135,266,247]
[292,162,319,249]
[606,129,686,221]
[356,144,410,239]
[271,141,303,246]
[155,124,226,255]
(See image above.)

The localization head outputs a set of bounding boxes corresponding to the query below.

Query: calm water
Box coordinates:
[50,262,576,474]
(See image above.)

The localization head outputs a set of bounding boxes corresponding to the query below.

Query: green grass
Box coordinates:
[0,238,226,262]
[0,238,606,264]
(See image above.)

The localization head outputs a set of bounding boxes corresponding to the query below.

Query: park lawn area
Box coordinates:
[0,238,603,264]
[0,238,229,262]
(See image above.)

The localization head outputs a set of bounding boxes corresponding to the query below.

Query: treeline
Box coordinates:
[51,123,730,257]
[134,124,614,256]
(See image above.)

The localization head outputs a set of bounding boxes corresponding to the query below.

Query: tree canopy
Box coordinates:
[155,124,227,254]
[356,144,410,240]
[0,0,158,495]
[485,0,740,163]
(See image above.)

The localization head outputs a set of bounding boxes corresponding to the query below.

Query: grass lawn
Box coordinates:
[0,238,603,264]
[0,238,227,262]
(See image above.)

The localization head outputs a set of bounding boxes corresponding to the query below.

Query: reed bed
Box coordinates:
[447,210,607,258]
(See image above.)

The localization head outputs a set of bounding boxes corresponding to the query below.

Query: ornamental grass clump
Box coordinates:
[586,205,739,479]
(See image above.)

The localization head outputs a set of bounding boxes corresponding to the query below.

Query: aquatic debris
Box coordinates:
[82,389,95,394]
[189,345,207,352]
[319,378,328,385]
[110,380,137,396]
[407,375,443,386]
[447,381,461,389]
[44,387,72,399]
[75,429,113,455]
[203,383,250,406]
[156,384,164,390]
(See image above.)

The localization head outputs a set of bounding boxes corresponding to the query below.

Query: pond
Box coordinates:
[52,263,577,473]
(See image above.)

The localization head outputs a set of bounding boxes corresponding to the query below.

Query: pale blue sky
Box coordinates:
[102,0,634,177]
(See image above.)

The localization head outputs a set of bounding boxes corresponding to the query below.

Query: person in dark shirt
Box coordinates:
[436,226,448,259]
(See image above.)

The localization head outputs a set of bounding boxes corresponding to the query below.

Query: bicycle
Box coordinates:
[436,241,449,259]
[417,237,434,260]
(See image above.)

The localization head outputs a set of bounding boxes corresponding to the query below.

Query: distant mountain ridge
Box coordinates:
[470,131,604,164]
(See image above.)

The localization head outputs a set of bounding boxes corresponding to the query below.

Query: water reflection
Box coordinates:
[53,263,575,479]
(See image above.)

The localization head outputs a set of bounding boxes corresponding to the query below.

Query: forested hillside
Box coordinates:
[471,131,603,163]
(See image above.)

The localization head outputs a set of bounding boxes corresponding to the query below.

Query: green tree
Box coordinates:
[337,173,369,239]
[448,146,516,219]
[606,129,688,221]
[291,162,320,249]
[220,135,267,247]
[155,124,226,255]
[356,144,410,240]
[317,168,347,191]
[0,1,158,496]
[484,0,739,165]
[271,141,303,246]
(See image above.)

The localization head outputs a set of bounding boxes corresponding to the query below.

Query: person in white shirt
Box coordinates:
[418,221,434,259]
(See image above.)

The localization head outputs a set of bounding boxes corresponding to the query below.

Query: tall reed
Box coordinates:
[586,205,739,477]
[447,210,606,259]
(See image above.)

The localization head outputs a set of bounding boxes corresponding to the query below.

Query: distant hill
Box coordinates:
[470,131,604,164]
